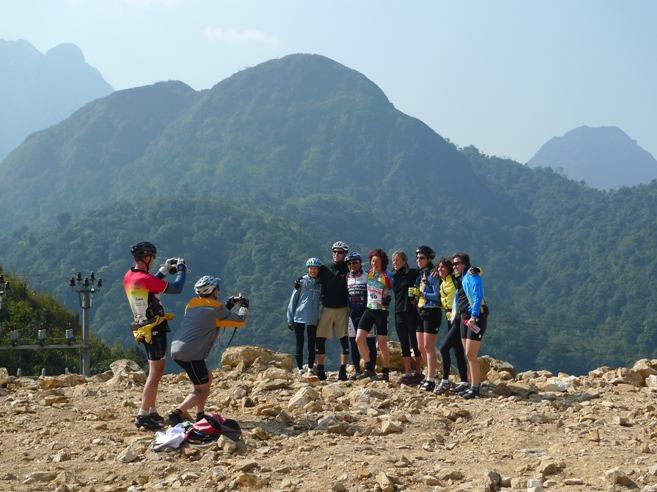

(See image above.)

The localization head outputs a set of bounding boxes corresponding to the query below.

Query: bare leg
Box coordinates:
[378,335,389,368]
[423,333,438,378]
[141,359,166,411]
[178,371,213,414]
[463,339,481,386]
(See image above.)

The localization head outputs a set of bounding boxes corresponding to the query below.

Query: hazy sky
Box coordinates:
[1,0,655,163]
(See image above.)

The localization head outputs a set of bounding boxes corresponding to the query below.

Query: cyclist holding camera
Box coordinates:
[124,241,188,430]
[167,275,249,425]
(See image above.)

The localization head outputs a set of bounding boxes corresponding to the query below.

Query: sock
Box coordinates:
[441,379,449,383]
[138,408,149,416]
[340,364,346,370]
[427,377,435,382]
[382,367,390,375]
[472,385,479,391]
[149,407,158,415]
[404,372,411,377]
[197,411,205,419]
[365,361,375,371]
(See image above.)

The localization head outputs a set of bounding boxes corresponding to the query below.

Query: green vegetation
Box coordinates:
[0,271,145,376]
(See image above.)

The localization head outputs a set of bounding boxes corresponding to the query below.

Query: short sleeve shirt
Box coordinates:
[124,268,168,324]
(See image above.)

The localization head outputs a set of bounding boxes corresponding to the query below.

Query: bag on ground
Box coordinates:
[185,413,242,444]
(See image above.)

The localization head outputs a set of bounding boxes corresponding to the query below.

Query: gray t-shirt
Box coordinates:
[171,297,248,361]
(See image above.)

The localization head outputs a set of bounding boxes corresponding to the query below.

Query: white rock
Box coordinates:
[288,386,320,409]
[118,447,138,463]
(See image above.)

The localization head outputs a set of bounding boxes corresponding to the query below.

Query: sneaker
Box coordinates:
[350,372,362,381]
[298,368,304,376]
[399,374,414,385]
[375,372,390,382]
[433,380,452,395]
[355,369,376,380]
[316,366,327,381]
[461,387,480,400]
[409,373,425,385]
[338,366,348,381]
[166,410,183,426]
[450,381,470,394]
[134,415,164,430]
[149,412,164,422]
[419,380,436,392]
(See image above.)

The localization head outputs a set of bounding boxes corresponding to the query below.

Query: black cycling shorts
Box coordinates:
[460,306,489,341]
[173,359,210,386]
[416,308,442,335]
[143,326,167,361]
[357,308,389,337]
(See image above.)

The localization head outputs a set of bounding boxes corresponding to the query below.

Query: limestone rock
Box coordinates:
[605,467,631,485]
[0,367,10,387]
[258,367,292,381]
[606,367,644,387]
[633,359,657,379]
[375,471,394,492]
[221,345,292,371]
[479,355,516,381]
[322,384,345,401]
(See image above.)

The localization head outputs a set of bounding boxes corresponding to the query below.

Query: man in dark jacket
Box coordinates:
[314,241,351,380]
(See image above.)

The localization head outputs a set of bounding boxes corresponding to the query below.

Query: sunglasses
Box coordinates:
[416,255,427,260]
[452,261,462,266]
[333,250,346,254]
[346,261,359,266]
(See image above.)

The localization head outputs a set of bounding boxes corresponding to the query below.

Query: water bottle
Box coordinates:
[468,319,480,334]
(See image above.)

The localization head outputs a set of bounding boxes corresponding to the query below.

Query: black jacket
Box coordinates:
[392,265,419,313]
[318,262,349,309]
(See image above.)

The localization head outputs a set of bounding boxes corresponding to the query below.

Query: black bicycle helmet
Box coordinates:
[415,245,436,260]
[130,241,157,259]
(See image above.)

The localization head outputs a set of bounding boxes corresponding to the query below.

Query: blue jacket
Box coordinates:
[287,275,322,326]
[454,272,485,317]
[415,265,441,308]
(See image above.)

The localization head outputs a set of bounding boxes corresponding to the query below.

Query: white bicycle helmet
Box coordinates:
[306,257,322,267]
[194,275,220,296]
[332,241,349,252]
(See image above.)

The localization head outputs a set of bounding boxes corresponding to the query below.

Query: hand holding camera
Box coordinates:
[226,293,249,310]
[166,258,188,274]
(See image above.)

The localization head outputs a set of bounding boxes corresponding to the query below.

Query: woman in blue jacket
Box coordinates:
[451,252,488,399]
[288,258,323,376]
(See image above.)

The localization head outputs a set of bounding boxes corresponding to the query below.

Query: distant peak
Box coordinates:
[46,43,86,64]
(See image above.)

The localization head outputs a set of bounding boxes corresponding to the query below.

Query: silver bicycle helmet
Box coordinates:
[194,275,220,296]
[332,241,349,252]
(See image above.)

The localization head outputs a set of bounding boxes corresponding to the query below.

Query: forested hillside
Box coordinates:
[0,197,343,373]
[1,54,656,375]
[0,271,145,376]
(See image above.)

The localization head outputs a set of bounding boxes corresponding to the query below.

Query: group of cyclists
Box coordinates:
[287,241,488,400]
[122,237,487,432]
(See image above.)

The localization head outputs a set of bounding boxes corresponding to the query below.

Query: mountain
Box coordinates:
[527,125,657,189]
[2,54,657,376]
[0,53,532,286]
[0,39,114,162]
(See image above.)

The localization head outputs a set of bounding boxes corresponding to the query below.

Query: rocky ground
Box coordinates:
[2,345,657,492]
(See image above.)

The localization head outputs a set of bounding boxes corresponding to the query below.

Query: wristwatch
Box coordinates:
[471,317,479,323]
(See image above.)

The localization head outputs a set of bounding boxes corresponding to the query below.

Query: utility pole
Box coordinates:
[69,272,102,376]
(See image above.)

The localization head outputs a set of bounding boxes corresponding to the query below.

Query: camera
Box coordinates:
[168,259,178,275]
